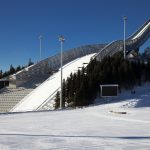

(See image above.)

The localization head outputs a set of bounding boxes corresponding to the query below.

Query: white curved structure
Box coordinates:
[11,54,95,112]
[132,22,150,40]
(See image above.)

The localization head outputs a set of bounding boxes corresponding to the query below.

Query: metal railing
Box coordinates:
[35,87,60,111]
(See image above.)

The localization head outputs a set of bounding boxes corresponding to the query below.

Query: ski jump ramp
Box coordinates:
[96,19,150,60]
[11,19,150,112]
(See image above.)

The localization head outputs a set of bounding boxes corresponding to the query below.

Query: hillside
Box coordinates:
[0,84,150,150]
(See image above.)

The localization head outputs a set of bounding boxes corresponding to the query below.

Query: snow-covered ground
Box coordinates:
[0,83,150,150]
[11,54,95,112]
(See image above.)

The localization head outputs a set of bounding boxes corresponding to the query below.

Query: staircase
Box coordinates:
[0,87,33,112]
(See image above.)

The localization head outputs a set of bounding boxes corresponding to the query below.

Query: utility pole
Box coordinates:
[39,35,43,61]
[59,35,65,109]
[123,16,127,59]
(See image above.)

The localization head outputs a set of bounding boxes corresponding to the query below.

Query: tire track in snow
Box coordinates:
[88,112,150,124]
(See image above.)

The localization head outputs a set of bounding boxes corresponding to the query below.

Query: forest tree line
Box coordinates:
[0,58,34,79]
[54,53,150,109]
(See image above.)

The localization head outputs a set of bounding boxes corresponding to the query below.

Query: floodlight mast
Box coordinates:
[59,35,65,109]
[123,16,127,59]
[39,35,43,61]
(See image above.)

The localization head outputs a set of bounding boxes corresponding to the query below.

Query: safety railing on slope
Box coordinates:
[91,41,115,59]
[35,87,60,111]
[91,41,117,61]
[95,40,122,61]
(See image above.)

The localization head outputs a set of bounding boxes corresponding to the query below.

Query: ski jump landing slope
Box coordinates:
[11,54,95,112]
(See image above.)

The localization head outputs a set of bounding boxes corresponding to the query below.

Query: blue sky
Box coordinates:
[0,0,150,71]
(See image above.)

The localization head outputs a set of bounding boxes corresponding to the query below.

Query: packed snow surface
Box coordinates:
[0,83,150,149]
[12,54,96,112]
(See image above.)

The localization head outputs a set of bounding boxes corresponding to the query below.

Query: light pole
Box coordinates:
[59,35,65,109]
[123,16,127,59]
[39,35,43,61]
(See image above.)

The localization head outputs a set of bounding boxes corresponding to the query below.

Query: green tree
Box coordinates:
[9,65,15,74]
[54,91,60,109]
[28,58,34,66]
[0,70,3,79]
[60,52,150,109]
[16,65,21,72]
[62,79,66,107]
